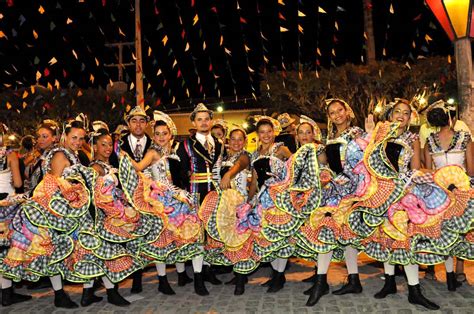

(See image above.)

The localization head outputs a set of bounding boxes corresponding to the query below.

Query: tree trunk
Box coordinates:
[455,38,473,132]
[363,0,376,65]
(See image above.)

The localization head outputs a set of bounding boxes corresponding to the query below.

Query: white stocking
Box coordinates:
[404,264,420,286]
[317,251,333,275]
[192,255,204,273]
[1,277,12,289]
[383,262,395,276]
[176,262,185,273]
[345,247,359,275]
[83,280,94,289]
[445,257,454,273]
[102,276,115,289]
[270,259,278,271]
[50,275,63,291]
[156,262,167,276]
[276,258,287,273]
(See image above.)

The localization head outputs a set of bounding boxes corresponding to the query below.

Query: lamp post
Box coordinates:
[426,0,473,130]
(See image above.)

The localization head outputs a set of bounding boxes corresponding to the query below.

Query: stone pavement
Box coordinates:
[2,255,473,313]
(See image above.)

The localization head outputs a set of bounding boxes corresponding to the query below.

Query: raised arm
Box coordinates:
[7,151,23,188]
[423,144,433,171]
[248,169,258,202]
[466,141,474,177]
[410,139,421,170]
[220,153,250,190]
[50,152,70,177]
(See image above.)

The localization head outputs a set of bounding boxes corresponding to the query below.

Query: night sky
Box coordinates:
[0,0,453,110]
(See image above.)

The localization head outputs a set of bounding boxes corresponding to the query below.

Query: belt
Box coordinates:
[190,172,213,183]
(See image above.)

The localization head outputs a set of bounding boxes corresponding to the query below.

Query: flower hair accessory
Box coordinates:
[384,98,420,126]
[253,115,282,133]
[227,123,247,137]
[153,110,177,136]
[324,98,355,139]
[298,115,322,142]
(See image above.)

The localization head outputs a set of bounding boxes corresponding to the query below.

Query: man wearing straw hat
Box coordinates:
[176,103,225,295]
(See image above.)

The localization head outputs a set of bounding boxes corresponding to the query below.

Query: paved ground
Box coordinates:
[2,255,473,313]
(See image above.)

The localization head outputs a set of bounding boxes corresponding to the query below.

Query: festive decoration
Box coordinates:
[426,0,473,40]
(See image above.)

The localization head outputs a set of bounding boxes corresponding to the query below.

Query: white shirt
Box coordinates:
[195,132,215,149]
[129,134,147,155]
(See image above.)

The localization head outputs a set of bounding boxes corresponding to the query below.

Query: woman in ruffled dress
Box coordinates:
[352,99,441,310]
[199,125,251,295]
[424,101,474,291]
[23,120,59,195]
[86,122,148,306]
[128,111,205,296]
[300,99,371,306]
[246,117,292,293]
[0,123,32,306]
[2,120,92,308]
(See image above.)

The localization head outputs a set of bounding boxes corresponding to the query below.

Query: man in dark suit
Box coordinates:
[120,106,152,294]
[176,103,225,296]
[275,112,297,153]
[120,106,152,162]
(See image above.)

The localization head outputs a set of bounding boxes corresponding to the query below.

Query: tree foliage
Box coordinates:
[261,56,456,126]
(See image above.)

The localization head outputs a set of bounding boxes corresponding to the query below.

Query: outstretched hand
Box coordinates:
[365,114,375,133]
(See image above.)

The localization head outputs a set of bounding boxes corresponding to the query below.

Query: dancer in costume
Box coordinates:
[0,123,32,306]
[175,103,226,295]
[294,115,327,283]
[128,111,202,295]
[120,106,159,293]
[3,119,92,308]
[24,120,60,194]
[300,99,370,306]
[424,101,474,291]
[211,119,228,144]
[352,99,440,310]
[86,121,145,306]
[199,125,251,295]
[247,116,292,293]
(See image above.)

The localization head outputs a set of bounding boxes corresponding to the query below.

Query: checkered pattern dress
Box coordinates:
[294,127,370,262]
[128,146,202,265]
[353,123,474,265]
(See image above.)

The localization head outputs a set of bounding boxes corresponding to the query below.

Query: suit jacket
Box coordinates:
[275,133,297,153]
[176,133,224,201]
[120,133,152,162]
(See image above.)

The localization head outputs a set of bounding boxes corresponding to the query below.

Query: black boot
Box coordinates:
[54,289,79,309]
[303,266,318,283]
[131,270,142,293]
[194,272,209,296]
[203,265,222,285]
[408,284,440,310]
[158,275,176,295]
[306,274,329,306]
[80,288,103,307]
[27,278,51,290]
[446,271,462,291]
[234,273,247,296]
[226,274,248,285]
[332,274,363,295]
[177,270,193,286]
[374,274,397,299]
[1,287,32,306]
[267,272,285,293]
[261,269,277,287]
[107,288,130,306]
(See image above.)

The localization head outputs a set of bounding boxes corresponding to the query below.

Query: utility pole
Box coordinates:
[135,0,144,109]
[104,42,134,94]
